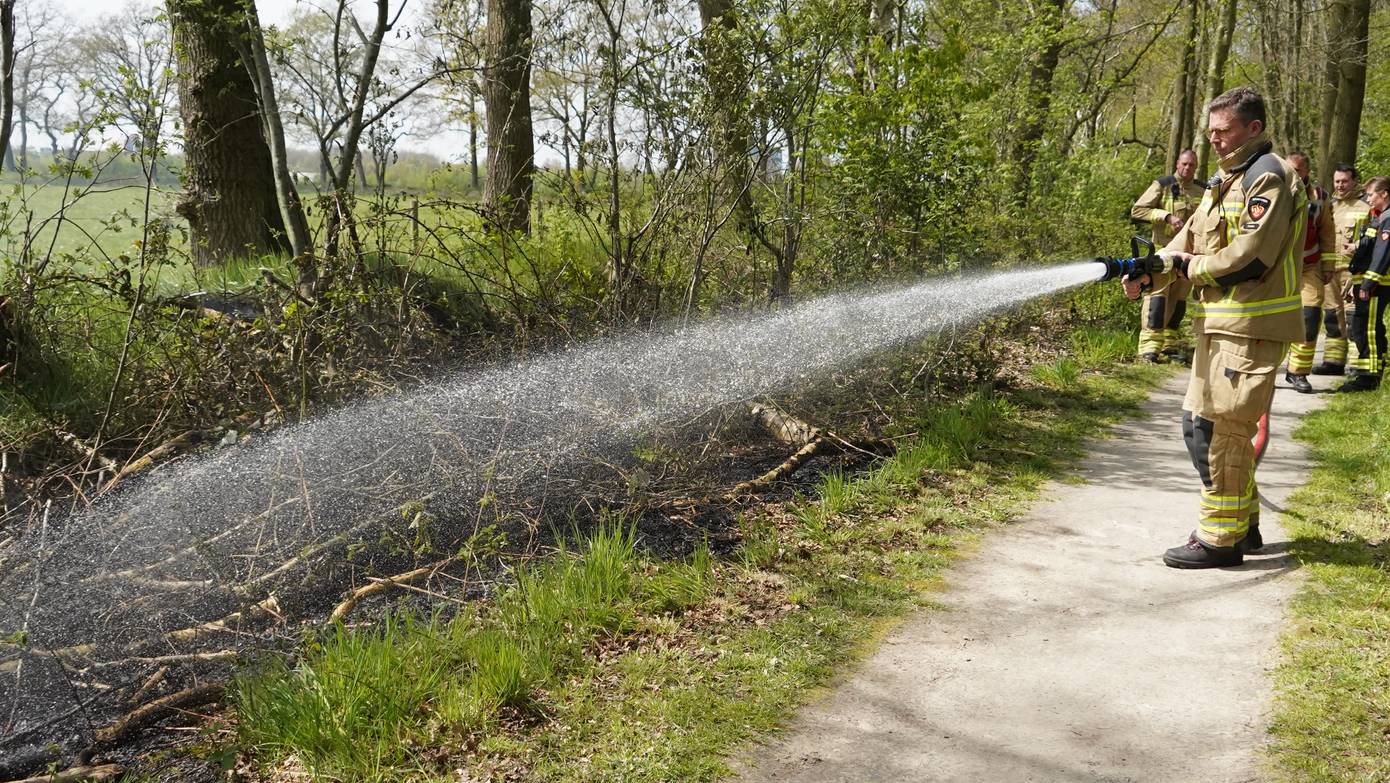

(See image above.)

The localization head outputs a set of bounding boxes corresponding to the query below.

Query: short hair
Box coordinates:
[1365,175,1390,194]
[1177,148,1197,160]
[1335,163,1359,180]
[1287,151,1309,163]
[1208,86,1266,126]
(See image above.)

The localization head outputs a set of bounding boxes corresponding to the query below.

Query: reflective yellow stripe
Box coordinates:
[1201,490,1257,510]
[1367,270,1385,282]
[1192,295,1301,317]
[1370,296,1382,373]
[1200,519,1243,529]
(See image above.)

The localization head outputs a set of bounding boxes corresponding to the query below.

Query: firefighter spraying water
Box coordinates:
[1097,85,1303,569]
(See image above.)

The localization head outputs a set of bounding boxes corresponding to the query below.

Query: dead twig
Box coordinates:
[101,411,261,495]
[731,406,893,495]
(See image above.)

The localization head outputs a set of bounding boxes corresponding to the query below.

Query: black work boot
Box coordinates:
[1338,374,1381,393]
[1164,534,1244,569]
[1240,523,1263,553]
[1311,361,1345,376]
[1140,352,1163,364]
[1284,372,1314,394]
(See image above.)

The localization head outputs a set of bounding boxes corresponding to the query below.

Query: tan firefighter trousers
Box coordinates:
[1182,333,1286,548]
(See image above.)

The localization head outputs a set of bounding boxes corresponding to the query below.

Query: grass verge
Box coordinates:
[228,326,1169,782]
[1268,382,1390,782]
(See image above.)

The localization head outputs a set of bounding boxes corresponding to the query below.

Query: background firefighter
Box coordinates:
[1318,165,1372,374]
[1283,152,1334,393]
[1342,175,1390,392]
[1122,86,1304,569]
[1130,149,1206,362]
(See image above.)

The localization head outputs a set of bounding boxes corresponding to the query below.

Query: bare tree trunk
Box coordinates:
[1187,0,1208,150]
[237,4,313,265]
[468,88,480,189]
[0,1,16,174]
[1196,0,1237,177]
[1316,0,1346,185]
[1167,0,1200,170]
[1290,0,1305,149]
[482,0,535,233]
[1328,0,1369,171]
[320,0,397,263]
[14,96,25,170]
[1012,0,1067,196]
[169,0,291,266]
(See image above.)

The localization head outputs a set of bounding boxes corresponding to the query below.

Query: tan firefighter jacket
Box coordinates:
[1324,189,1372,268]
[1163,133,1305,343]
[1131,173,1206,247]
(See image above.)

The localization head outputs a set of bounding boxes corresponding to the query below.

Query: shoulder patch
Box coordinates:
[1247,196,1272,221]
[1243,153,1287,184]
[1157,175,1177,187]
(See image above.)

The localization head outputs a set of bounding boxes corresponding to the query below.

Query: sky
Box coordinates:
[46,0,471,159]
[53,0,301,26]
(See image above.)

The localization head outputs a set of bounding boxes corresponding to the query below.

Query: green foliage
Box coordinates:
[813,26,992,279]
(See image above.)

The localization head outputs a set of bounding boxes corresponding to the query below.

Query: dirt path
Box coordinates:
[736,372,1329,783]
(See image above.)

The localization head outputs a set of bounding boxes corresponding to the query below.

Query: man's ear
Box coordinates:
[1250,119,1264,137]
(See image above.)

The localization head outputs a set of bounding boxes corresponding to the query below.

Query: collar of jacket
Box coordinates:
[1333,189,1365,204]
[1216,133,1273,176]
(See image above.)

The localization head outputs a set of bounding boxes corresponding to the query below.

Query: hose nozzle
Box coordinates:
[1095,236,1172,282]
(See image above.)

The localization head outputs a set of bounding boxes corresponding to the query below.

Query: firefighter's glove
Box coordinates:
[1157,251,1192,279]
[1361,280,1379,300]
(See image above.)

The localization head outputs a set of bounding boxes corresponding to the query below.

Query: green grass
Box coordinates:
[232,523,714,782]
[1267,383,1390,782]
[1069,325,1135,366]
[225,343,1170,782]
[0,176,176,259]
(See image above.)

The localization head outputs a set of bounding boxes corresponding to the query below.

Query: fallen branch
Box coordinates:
[747,403,820,445]
[52,429,118,474]
[729,436,833,496]
[99,430,204,494]
[161,595,282,646]
[329,556,457,623]
[125,666,169,708]
[101,411,260,495]
[234,497,433,598]
[731,406,893,495]
[97,651,238,672]
[2,764,124,783]
[87,684,224,751]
